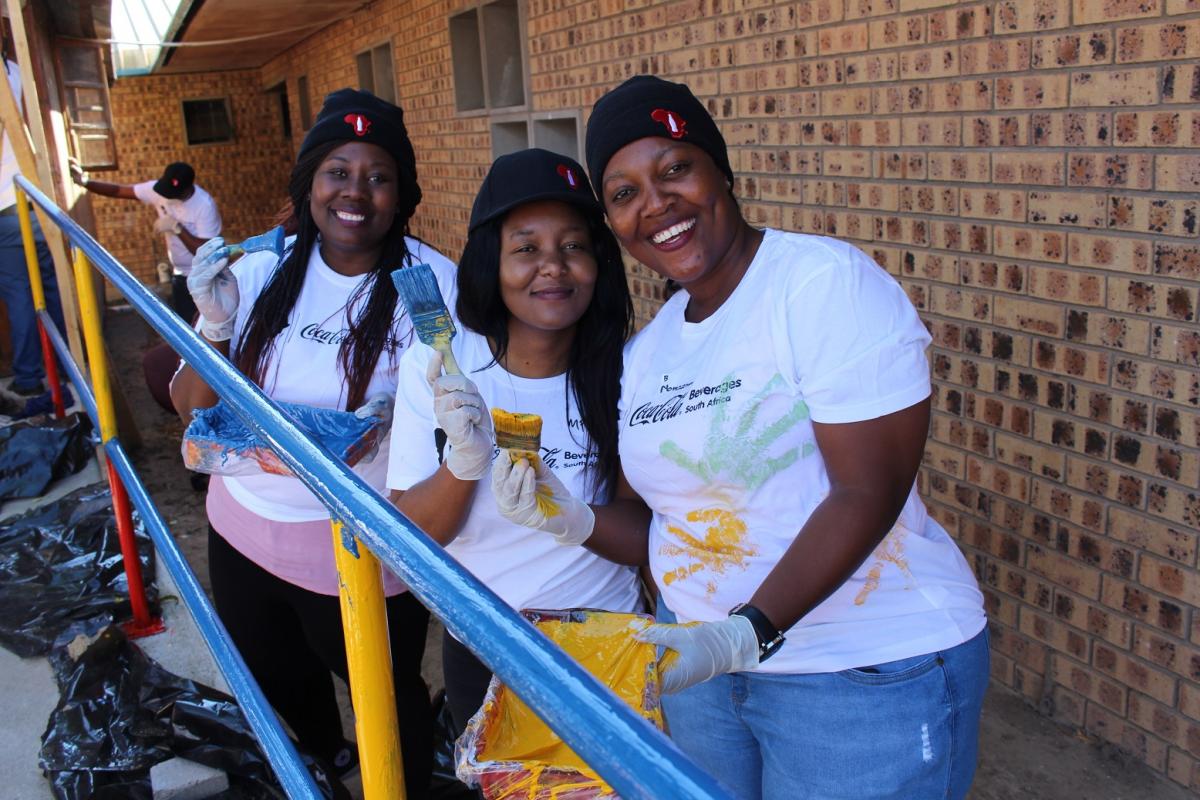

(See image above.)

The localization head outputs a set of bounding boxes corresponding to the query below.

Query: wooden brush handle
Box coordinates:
[436,341,462,376]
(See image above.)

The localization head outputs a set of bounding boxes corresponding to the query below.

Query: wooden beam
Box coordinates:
[2,2,141,450]
[1,0,85,365]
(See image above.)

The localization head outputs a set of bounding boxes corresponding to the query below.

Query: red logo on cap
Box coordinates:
[171,179,179,186]
[556,164,579,188]
[651,108,686,139]
[344,113,372,136]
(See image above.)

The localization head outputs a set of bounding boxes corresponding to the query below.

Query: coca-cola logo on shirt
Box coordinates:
[299,322,404,352]
[628,393,685,426]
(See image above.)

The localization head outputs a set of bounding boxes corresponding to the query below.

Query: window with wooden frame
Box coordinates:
[56,41,118,170]
[356,43,396,104]
[181,98,234,146]
[297,74,312,130]
[450,0,526,114]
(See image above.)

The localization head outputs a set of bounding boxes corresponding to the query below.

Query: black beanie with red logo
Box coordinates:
[298,88,421,214]
[469,148,601,232]
[584,75,733,193]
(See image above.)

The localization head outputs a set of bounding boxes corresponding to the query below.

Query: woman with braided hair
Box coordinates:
[170,89,453,794]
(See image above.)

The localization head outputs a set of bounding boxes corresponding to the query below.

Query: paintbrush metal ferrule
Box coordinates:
[492,409,542,455]
[228,225,285,258]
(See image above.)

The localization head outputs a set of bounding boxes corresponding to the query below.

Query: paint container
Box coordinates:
[455,609,664,800]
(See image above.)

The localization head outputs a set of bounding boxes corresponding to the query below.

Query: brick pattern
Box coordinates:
[102,0,1200,789]
[95,70,294,284]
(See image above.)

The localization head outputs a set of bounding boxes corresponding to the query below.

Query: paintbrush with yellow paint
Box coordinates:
[491,408,542,463]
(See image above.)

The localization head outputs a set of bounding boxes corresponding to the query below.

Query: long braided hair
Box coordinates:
[235,140,420,410]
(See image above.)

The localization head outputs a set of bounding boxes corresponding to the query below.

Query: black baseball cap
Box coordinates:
[469,148,601,232]
[153,162,195,199]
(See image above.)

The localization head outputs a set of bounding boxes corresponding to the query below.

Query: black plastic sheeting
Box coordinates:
[0,483,157,657]
[430,692,480,800]
[40,619,344,799]
[0,410,92,500]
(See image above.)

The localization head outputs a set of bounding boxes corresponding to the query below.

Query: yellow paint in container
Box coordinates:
[456,609,664,799]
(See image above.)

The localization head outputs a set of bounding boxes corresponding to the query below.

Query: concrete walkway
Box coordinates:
[0,452,232,799]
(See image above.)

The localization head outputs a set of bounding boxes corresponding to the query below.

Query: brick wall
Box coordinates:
[256,0,1200,788]
[96,69,294,284]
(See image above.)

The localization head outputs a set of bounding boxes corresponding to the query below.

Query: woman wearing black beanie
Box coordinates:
[499,74,990,800]
[170,88,451,795]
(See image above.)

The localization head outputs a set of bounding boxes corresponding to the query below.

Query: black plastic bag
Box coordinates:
[0,483,157,657]
[429,690,480,800]
[0,410,92,500]
[41,620,342,799]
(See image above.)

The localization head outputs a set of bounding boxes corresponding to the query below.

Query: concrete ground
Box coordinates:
[2,302,1187,799]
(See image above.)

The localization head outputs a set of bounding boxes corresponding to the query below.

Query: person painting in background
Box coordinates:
[169,89,453,794]
[387,148,644,740]
[71,159,221,322]
[497,75,989,800]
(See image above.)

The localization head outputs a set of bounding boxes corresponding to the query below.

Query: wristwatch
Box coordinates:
[729,603,786,662]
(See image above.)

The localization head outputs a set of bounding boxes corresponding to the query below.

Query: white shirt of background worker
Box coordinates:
[71,160,221,321]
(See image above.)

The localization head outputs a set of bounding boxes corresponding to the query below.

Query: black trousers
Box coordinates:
[208,528,434,796]
[171,272,198,323]
[441,627,495,741]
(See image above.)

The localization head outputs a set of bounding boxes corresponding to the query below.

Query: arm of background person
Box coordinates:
[176,227,212,255]
[746,397,931,633]
[389,468,479,545]
[69,163,137,199]
[582,467,651,566]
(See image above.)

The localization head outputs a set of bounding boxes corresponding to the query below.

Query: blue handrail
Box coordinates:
[23,175,731,800]
[36,296,321,798]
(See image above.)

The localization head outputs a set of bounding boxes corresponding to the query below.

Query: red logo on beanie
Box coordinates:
[556,164,579,188]
[344,113,372,136]
[171,179,179,186]
[651,108,686,139]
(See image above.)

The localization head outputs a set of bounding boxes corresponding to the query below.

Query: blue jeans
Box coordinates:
[658,603,989,800]
[0,211,66,388]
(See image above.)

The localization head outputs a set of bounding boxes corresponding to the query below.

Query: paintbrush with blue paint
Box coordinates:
[228,225,286,258]
[392,264,462,375]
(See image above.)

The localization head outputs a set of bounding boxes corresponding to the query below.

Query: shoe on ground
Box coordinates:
[9,380,45,397]
[331,740,360,782]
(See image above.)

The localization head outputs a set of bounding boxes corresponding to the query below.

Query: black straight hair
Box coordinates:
[456,205,633,502]
[235,139,417,410]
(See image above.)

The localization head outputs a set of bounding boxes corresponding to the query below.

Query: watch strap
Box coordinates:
[729,603,785,662]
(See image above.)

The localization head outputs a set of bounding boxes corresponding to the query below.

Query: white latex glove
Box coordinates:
[636,615,759,694]
[187,236,239,341]
[491,455,595,546]
[427,351,493,480]
[154,214,183,234]
[352,393,395,463]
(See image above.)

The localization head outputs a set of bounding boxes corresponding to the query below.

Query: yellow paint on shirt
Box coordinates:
[854,524,915,606]
[659,507,758,595]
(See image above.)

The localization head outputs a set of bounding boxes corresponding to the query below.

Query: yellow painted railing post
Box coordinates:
[72,246,160,635]
[331,519,405,799]
[14,187,64,417]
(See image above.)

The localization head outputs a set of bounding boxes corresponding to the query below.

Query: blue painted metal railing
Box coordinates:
[22,175,731,800]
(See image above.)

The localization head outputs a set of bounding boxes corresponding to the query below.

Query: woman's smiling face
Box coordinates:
[499,199,598,338]
[600,137,744,292]
[309,140,399,275]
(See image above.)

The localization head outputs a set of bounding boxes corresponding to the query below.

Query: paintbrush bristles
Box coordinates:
[492,409,542,454]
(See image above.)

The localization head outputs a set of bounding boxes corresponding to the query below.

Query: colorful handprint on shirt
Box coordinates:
[656,373,812,593]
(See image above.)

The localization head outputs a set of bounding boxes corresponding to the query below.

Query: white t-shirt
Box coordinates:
[132,181,222,274]
[620,229,986,674]
[221,236,457,521]
[387,329,641,616]
[0,60,23,211]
